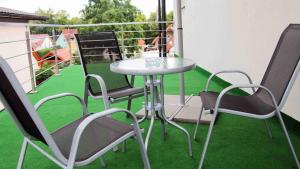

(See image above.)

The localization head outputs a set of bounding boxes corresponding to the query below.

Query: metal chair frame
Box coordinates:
[0,57,151,169]
[193,25,300,169]
[75,31,145,111]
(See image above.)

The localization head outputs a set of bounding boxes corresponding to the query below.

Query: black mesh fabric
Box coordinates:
[200,91,275,114]
[256,24,300,105]
[75,31,131,96]
[0,66,45,143]
[51,115,133,161]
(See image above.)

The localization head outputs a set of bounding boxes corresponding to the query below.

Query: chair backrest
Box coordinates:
[0,57,46,143]
[75,31,132,96]
[257,24,300,106]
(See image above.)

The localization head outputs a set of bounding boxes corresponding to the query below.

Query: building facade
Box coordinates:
[174,0,300,121]
[0,7,47,110]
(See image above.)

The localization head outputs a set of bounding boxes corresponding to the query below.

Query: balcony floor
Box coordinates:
[1,65,300,169]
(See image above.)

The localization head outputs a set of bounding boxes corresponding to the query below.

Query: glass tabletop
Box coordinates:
[110,57,196,75]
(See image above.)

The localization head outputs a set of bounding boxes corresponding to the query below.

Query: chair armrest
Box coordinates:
[67,108,145,167]
[85,74,110,109]
[214,84,279,114]
[205,70,255,93]
[34,93,88,115]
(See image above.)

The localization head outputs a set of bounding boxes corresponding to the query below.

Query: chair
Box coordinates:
[75,31,147,115]
[32,48,62,67]
[0,56,151,169]
[194,24,300,169]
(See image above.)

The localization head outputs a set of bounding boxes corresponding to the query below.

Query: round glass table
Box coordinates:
[110,57,196,156]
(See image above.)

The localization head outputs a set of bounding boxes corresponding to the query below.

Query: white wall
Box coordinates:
[175,0,300,121]
[0,22,33,110]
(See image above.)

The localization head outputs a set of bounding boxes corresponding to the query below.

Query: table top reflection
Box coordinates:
[110,57,196,75]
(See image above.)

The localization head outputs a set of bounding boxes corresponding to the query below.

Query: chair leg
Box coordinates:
[264,119,273,138]
[135,130,151,169]
[159,118,167,141]
[145,114,155,151]
[122,140,127,153]
[99,157,106,167]
[276,111,300,168]
[194,105,204,140]
[126,97,132,118]
[198,110,218,169]
[17,138,28,169]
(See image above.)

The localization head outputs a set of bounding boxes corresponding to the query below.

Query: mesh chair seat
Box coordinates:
[200,91,275,115]
[52,115,133,161]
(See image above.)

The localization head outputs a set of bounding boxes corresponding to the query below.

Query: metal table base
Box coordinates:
[139,75,193,157]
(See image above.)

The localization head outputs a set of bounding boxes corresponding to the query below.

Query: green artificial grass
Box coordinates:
[1,65,300,169]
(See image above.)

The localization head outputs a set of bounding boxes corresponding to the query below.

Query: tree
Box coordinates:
[82,0,140,23]
[30,9,82,34]
[167,11,173,22]
[81,0,145,56]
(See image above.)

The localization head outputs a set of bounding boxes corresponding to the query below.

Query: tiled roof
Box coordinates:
[31,34,51,49]
[62,29,78,40]
[0,7,48,20]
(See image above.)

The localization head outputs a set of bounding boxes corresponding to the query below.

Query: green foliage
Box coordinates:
[30,8,83,34]
[35,63,54,85]
[30,2,174,58]
[82,0,140,23]
[167,11,173,22]
[73,56,81,65]
[80,0,147,56]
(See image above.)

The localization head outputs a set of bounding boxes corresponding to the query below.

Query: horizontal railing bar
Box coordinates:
[35,60,68,87]
[30,34,61,40]
[0,33,71,44]
[5,52,31,60]
[14,55,60,73]
[29,21,173,28]
[79,36,167,43]
[36,55,56,63]
[14,65,30,73]
[83,54,120,57]
[82,46,118,50]
[35,62,61,77]
[21,60,69,85]
[116,30,166,33]
[120,37,167,41]
[80,44,168,50]
[0,31,167,45]
[120,44,168,48]
[79,39,115,42]
[125,51,169,55]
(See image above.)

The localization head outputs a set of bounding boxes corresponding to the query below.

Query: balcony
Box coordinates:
[0,62,299,168]
[1,4,300,169]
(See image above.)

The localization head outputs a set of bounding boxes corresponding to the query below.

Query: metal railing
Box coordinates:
[0,21,174,93]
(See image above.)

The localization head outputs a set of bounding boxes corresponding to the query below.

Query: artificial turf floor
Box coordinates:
[0,65,300,169]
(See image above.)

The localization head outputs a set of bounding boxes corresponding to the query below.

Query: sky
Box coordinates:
[0,0,173,17]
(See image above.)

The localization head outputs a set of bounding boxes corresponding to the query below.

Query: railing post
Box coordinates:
[25,26,37,93]
[120,25,126,58]
[67,26,73,65]
[120,25,125,46]
[52,27,60,74]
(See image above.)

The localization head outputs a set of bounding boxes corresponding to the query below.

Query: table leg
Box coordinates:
[138,76,149,124]
[154,75,167,141]
[144,75,156,150]
[159,75,193,157]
